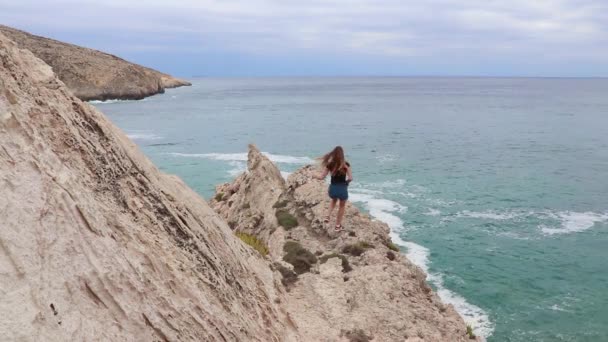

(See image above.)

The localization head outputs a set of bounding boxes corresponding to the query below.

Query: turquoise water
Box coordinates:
[94,78,608,341]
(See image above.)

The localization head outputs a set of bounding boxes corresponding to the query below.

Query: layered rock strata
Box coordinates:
[0,28,477,341]
[0,33,292,341]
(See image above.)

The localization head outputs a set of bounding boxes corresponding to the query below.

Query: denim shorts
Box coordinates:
[328,183,348,200]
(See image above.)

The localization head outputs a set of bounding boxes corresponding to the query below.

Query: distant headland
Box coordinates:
[0,25,191,101]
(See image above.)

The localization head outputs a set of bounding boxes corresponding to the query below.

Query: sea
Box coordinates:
[92,77,608,342]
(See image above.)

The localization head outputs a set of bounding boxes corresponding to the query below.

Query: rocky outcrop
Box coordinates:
[0,33,296,341]
[0,25,191,101]
[0,27,477,341]
[212,145,477,342]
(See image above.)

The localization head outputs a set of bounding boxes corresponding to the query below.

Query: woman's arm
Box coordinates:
[346,165,353,182]
[315,167,329,180]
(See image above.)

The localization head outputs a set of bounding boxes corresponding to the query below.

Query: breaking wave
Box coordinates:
[349,188,494,338]
[540,211,608,235]
[126,131,162,141]
[169,152,313,164]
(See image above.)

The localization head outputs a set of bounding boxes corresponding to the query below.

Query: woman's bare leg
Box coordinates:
[337,200,347,226]
[327,198,337,221]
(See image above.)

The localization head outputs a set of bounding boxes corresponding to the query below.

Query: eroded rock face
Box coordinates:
[0,27,478,341]
[0,25,191,101]
[213,146,476,342]
[0,33,295,341]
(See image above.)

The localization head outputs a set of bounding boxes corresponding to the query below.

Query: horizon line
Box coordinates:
[186,75,608,79]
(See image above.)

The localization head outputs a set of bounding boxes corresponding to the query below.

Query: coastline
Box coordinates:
[1,31,477,341]
[348,193,494,338]
[154,144,493,339]
[210,145,478,341]
[0,24,191,102]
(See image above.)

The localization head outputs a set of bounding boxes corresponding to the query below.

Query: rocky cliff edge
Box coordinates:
[0,32,295,341]
[212,145,477,341]
[0,28,478,341]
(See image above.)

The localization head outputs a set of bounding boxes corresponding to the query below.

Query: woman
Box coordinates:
[314,146,353,231]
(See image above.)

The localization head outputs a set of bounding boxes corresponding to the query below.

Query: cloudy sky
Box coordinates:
[1,0,607,77]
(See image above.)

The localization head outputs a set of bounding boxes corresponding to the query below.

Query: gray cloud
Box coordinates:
[1,0,607,75]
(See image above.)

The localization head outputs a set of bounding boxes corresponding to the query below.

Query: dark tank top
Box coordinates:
[330,162,350,185]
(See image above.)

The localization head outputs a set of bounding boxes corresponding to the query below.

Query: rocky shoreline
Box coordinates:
[211,145,478,341]
[1,29,477,341]
[0,25,191,101]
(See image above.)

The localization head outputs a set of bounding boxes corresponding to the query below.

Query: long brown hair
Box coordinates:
[321,146,346,175]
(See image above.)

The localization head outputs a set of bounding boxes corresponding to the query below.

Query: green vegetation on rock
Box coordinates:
[319,253,352,273]
[343,328,373,342]
[272,199,288,208]
[235,232,268,256]
[386,241,400,252]
[276,209,298,229]
[466,325,476,340]
[342,241,374,256]
[274,263,298,287]
[283,241,317,274]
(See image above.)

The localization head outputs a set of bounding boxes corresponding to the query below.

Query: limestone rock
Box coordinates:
[213,145,478,342]
[0,26,480,341]
[0,25,191,101]
[0,33,295,341]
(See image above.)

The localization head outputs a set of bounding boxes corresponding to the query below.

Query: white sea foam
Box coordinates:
[89,98,147,104]
[453,208,607,236]
[349,190,494,338]
[540,211,608,235]
[349,192,409,239]
[550,304,570,312]
[227,161,246,177]
[373,179,407,188]
[424,208,442,216]
[348,187,383,195]
[89,99,122,104]
[349,192,407,215]
[389,191,418,198]
[168,152,313,164]
[354,180,422,200]
[170,152,301,179]
[400,240,495,337]
[376,153,397,163]
[425,197,459,207]
[496,231,532,240]
[280,171,291,180]
[227,165,289,180]
[457,210,521,220]
[434,281,494,338]
[126,132,162,141]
